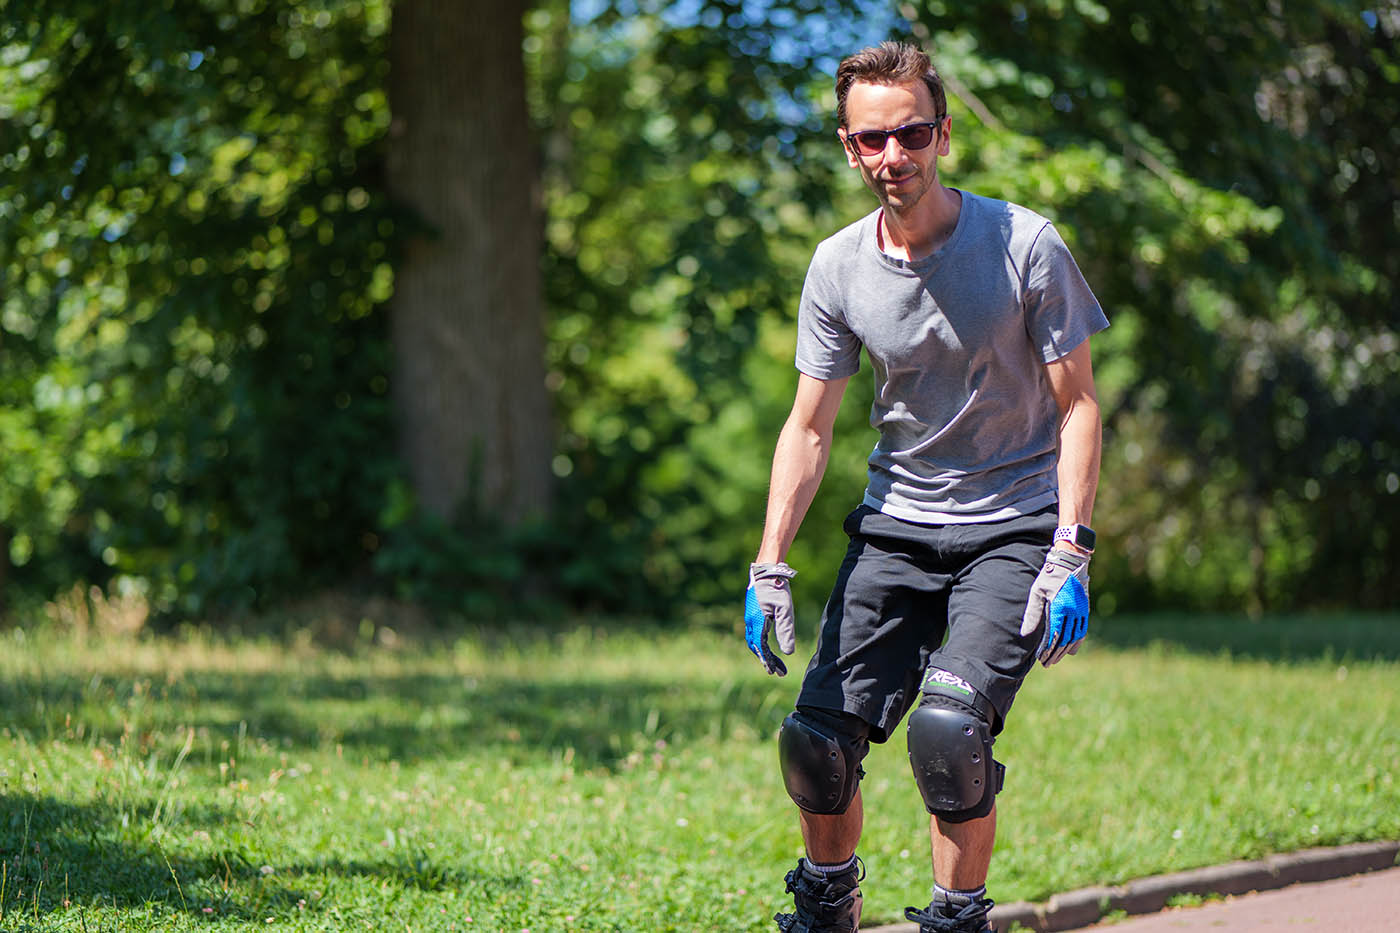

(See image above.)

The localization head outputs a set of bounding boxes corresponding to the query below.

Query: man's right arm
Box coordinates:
[756,373,850,563]
[744,372,849,675]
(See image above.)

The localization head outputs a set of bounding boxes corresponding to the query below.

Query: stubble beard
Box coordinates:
[868,163,935,218]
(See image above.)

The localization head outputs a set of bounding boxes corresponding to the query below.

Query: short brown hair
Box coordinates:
[835,41,947,128]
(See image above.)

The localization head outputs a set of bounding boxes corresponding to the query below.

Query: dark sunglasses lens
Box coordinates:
[853,131,887,155]
[851,123,935,156]
[894,124,934,150]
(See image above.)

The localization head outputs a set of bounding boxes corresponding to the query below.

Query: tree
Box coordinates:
[386,0,552,522]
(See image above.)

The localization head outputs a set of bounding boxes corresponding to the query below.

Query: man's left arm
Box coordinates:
[1045,339,1101,535]
[1020,338,1102,664]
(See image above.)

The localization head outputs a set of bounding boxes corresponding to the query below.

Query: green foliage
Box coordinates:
[0,0,399,614]
[1,0,1396,619]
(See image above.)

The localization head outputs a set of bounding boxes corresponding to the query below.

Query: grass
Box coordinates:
[0,609,1397,931]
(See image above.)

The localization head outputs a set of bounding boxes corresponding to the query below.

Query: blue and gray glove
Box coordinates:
[1019,548,1091,666]
[744,561,798,676]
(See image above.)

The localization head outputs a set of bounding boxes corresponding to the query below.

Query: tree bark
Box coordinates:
[386,0,552,522]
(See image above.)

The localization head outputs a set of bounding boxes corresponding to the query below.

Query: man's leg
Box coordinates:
[897,804,998,932]
[775,709,870,932]
[774,790,866,933]
[904,510,1053,932]
[931,803,995,888]
[905,679,1005,932]
[777,506,952,931]
[801,787,864,863]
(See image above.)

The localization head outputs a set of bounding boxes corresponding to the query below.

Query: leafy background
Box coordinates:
[2,0,1397,625]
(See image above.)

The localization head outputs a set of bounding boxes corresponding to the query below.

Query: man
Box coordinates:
[743,42,1107,933]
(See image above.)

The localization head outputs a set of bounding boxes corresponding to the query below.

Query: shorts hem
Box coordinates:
[794,689,905,745]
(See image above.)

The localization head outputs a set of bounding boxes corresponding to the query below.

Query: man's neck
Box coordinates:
[878,185,962,262]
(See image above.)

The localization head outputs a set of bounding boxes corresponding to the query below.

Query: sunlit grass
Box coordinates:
[1,613,1397,930]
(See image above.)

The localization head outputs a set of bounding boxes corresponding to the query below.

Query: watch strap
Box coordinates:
[1054,524,1096,553]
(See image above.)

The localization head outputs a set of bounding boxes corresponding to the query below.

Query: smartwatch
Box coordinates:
[1054,524,1096,553]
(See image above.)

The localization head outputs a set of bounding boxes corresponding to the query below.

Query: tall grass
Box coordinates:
[1,611,1397,930]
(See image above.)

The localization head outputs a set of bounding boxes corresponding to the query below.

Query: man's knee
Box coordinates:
[906,672,1005,823]
[778,707,870,815]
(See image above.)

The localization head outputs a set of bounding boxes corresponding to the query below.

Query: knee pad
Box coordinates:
[906,671,1005,822]
[778,707,869,814]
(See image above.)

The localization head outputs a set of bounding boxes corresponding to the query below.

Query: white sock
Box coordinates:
[933,882,987,907]
[805,854,858,876]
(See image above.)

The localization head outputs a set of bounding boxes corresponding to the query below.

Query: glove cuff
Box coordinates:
[750,561,797,584]
[1045,547,1089,571]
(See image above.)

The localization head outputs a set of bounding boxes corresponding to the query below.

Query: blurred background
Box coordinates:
[1,0,1396,629]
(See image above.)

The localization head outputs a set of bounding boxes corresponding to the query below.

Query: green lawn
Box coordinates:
[1,612,1397,931]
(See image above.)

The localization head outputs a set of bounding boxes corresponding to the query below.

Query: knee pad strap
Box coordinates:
[778,709,868,815]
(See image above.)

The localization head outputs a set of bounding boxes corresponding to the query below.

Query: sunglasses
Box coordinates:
[845,117,946,157]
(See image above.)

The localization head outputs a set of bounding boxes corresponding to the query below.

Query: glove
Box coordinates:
[1019,547,1091,666]
[744,562,798,676]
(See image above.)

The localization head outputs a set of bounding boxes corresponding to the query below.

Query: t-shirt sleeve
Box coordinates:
[794,249,862,380]
[1023,222,1109,363]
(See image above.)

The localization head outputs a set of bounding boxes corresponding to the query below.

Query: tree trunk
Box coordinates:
[386,0,552,522]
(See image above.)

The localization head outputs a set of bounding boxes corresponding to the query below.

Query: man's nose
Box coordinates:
[883,135,910,162]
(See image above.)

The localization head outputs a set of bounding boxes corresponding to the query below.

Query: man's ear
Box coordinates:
[936,117,952,157]
[836,129,860,169]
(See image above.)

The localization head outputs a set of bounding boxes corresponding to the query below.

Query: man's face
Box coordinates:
[838,79,949,216]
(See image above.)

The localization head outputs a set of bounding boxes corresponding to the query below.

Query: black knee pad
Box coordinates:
[778,707,869,814]
[906,673,1005,823]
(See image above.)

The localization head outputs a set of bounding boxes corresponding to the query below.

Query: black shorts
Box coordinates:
[795,504,1056,743]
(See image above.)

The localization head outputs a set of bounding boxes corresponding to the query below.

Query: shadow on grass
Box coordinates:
[4,616,1397,779]
[1092,612,1400,663]
[0,666,791,770]
[0,792,529,923]
[3,616,1395,781]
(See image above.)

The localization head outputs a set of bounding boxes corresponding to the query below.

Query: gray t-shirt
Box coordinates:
[795,191,1108,524]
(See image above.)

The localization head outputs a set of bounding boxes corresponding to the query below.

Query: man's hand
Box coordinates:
[745,562,798,676]
[1020,548,1090,666]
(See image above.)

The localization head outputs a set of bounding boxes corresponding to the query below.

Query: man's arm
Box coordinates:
[1044,339,1101,546]
[1018,338,1102,666]
[756,373,850,563]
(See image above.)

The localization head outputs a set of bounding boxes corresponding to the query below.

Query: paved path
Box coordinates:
[864,841,1399,933]
[1061,865,1400,931]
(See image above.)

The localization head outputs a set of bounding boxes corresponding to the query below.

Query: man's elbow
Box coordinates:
[780,417,834,460]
